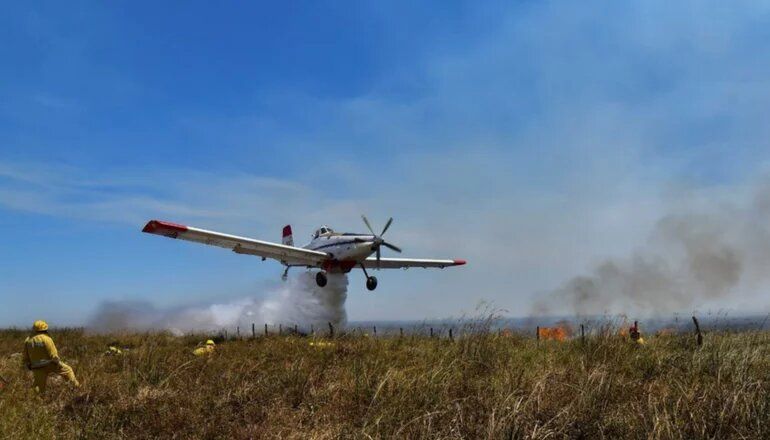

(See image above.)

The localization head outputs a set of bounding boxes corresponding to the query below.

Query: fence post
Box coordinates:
[430,327,434,338]
[279,324,282,336]
[328,322,334,338]
[252,323,256,339]
[373,326,377,337]
[311,324,314,335]
[294,324,298,334]
[399,327,403,338]
[581,324,585,344]
[264,323,268,336]
[449,328,454,341]
[237,326,240,339]
[692,316,703,346]
[536,326,540,342]
[224,329,228,340]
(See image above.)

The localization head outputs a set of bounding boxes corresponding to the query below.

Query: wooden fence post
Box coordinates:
[279,324,282,336]
[581,324,585,344]
[237,326,240,339]
[536,326,540,342]
[430,327,434,338]
[252,323,256,339]
[692,316,703,346]
[328,322,334,338]
[449,328,454,341]
[294,324,298,334]
[373,326,377,337]
[264,323,268,336]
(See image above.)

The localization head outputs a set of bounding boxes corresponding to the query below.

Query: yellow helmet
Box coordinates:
[206,340,215,346]
[33,320,49,332]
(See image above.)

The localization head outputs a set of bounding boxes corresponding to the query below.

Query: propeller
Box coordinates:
[360,215,402,269]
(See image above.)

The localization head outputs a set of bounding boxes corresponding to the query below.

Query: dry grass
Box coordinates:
[0,327,768,439]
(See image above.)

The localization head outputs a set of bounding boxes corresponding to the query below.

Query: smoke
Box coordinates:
[89,272,348,334]
[534,180,770,317]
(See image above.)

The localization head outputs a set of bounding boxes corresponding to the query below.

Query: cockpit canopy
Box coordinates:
[312,225,334,239]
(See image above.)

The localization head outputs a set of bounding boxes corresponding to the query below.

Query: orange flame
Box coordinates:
[538,325,570,341]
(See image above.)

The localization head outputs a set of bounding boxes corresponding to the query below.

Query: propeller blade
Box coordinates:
[382,242,402,253]
[361,215,376,236]
[381,217,393,236]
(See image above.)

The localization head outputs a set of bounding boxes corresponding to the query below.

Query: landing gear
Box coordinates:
[360,263,378,291]
[282,266,290,281]
[315,271,328,287]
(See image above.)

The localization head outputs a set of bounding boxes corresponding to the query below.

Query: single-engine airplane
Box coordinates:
[142,216,466,291]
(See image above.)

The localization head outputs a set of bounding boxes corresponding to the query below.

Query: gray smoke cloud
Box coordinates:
[89,272,348,334]
[534,180,770,317]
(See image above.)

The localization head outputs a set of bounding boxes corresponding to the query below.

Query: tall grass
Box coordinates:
[0,327,768,439]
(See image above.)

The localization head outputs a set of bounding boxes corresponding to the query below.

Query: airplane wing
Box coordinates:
[361,257,466,269]
[142,220,329,267]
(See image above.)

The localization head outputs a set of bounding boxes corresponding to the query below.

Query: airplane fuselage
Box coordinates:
[302,233,377,272]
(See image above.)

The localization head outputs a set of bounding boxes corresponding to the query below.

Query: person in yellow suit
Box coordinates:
[23,320,80,393]
[193,339,216,356]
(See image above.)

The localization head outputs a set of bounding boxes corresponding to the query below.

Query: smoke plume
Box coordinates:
[89,272,348,334]
[534,181,770,317]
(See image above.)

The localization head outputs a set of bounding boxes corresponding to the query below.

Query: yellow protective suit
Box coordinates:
[192,345,215,356]
[23,333,79,393]
[105,346,123,355]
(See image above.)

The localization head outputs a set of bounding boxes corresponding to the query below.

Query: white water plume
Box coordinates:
[89,272,348,334]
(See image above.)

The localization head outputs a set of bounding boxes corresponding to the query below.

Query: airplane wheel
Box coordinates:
[316,271,328,287]
[366,276,378,291]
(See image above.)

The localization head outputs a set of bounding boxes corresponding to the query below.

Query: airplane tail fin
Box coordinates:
[282,225,294,246]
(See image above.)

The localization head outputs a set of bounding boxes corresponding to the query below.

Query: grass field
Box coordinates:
[0,325,768,439]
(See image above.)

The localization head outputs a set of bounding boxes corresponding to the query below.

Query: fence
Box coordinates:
[211,315,709,348]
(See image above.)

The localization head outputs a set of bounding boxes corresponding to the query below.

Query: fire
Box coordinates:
[538,326,570,341]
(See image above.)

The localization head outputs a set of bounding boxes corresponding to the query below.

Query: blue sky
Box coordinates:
[3,1,770,326]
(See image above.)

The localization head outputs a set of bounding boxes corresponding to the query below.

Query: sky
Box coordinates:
[3,1,770,327]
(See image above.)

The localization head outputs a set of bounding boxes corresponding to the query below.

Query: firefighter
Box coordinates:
[629,322,646,345]
[105,346,123,356]
[23,320,80,393]
[193,339,216,356]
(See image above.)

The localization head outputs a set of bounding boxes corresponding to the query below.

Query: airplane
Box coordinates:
[142,215,466,291]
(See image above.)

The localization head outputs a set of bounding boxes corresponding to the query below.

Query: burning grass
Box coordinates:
[0,327,768,439]
[537,323,572,341]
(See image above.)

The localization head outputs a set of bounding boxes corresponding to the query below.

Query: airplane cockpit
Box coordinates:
[312,225,335,239]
